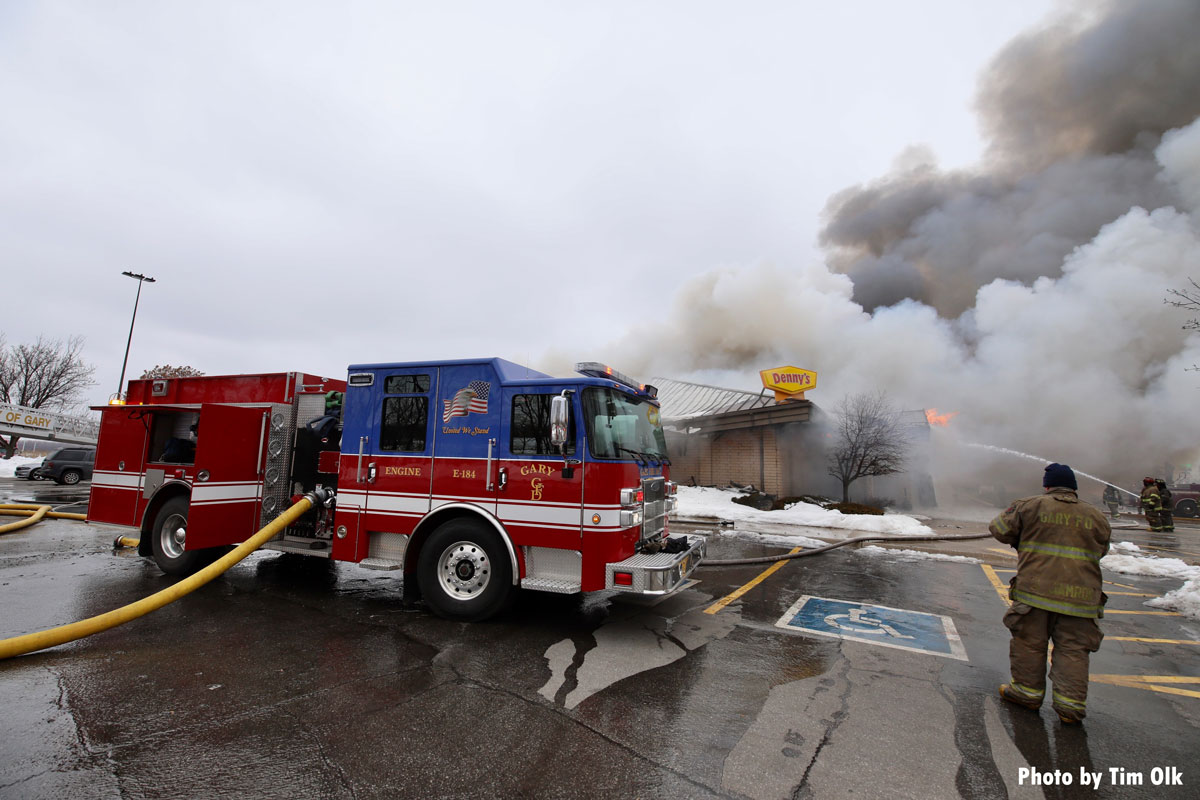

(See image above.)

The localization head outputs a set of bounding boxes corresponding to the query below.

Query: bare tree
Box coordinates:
[140,365,205,379]
[825,391,909,503]
[0,335,97,457]
[1166,279,1200,371]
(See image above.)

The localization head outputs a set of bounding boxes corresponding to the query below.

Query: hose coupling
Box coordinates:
[307,486,335,509]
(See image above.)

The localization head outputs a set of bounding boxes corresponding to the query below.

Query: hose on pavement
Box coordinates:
[702,531,992,566]
[0,490,328,660]
[0,503,88,534]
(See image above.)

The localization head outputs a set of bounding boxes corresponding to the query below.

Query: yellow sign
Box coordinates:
[760,366,817,398]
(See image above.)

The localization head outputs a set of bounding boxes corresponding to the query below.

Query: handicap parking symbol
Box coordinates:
[775,596,967,660]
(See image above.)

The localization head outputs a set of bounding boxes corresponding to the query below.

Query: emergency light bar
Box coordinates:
[574,362,657,398]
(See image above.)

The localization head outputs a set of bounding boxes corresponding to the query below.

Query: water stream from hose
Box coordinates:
[965,442,1140,498]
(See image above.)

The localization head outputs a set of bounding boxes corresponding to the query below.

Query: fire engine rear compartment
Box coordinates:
[88,373,344,570]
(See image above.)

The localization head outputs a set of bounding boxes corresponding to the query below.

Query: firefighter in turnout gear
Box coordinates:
[1102,484,1120,518]
[989,463,1111,724]
[1156,479,1174,532]
[1141,477,1163,532]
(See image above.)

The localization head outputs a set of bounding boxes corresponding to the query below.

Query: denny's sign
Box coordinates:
[760,366,817,402]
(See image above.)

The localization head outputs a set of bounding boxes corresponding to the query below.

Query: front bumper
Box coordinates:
[604,534,706,595]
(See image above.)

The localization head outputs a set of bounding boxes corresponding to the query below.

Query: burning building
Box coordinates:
[655,375,937,509]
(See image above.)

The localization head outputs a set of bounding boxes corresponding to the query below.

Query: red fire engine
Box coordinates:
[87,359,704,620]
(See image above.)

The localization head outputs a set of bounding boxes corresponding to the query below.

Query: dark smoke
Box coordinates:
[821,0,1200,316]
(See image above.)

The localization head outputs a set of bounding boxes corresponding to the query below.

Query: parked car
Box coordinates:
[40,447,96,485]
[15,462,44,480]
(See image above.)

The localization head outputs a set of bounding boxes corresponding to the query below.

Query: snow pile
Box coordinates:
[0,456,43,478]
[1146,579,1200,621]
[858,545,979,564]
[1102,540,1200,621]
[675,486,933,536]
[1102,544,1200,582]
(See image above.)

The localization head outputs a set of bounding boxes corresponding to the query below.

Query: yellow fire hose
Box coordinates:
[0,492,322,661]
[0,503,89,534]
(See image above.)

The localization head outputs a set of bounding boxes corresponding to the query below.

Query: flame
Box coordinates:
[925,408,958,427]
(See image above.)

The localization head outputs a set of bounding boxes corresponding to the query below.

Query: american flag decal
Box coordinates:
[443,381,490,422]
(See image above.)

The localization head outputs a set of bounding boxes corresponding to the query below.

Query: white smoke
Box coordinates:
[1157,123,1200,215]
[580,115,1200,497]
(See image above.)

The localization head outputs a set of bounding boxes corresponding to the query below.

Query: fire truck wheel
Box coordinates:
[417,519,513,622]
[151,497,205,576]
[1177,499,1198,518]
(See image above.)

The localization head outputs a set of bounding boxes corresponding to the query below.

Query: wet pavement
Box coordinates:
[1,478,1198,799]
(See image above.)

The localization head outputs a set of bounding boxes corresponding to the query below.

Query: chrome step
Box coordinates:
[521,577,582,594]
[359,557,403,571]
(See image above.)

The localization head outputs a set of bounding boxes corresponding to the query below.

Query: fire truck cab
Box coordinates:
[88,360,704,621]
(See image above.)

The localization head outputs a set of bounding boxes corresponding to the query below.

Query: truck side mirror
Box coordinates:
[550,393,578,479]
[550,395,569,448]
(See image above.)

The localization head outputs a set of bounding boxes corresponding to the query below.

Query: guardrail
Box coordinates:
[0,403,100,446]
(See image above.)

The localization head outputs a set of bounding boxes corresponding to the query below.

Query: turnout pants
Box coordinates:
[1003,603,1103,721]
[1145,507,1163,531]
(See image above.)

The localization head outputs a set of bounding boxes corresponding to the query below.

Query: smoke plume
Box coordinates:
[822,0,1200,315]
[582,0,1200,497]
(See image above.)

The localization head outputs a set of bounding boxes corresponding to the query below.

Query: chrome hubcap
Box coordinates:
[159,513,187,559]
[436,541,490,600]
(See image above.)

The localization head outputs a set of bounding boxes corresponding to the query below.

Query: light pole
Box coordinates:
[115,271,156,402]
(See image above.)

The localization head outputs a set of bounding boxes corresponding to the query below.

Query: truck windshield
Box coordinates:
[582,388,668,462]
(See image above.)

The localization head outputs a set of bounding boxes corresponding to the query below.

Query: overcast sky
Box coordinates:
[0,0,1060,408]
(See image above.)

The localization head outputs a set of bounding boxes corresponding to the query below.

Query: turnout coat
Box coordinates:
[989,488,1112,618]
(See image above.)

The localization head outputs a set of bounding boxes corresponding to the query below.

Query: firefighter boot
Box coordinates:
[999,683,1043,711]
[1053,692,1085,725]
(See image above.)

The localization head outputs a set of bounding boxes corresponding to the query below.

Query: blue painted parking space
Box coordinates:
[775,595,967,660]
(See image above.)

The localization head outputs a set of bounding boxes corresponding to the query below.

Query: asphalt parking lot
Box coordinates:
[1,479,1197,799]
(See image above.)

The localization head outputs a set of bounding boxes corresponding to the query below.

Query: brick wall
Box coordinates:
[666,427,784,495]
[666,431,712,486]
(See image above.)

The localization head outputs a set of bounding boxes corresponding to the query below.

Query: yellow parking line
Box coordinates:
[704,547,803,615]
[1105,610,1179,616]
[1091,674,1200,700]
[1103,580,1142,590]
[988,547,1016,558]
[980,564,1010,605]
[1109,637,1200,646]
[1103,591,1157,597]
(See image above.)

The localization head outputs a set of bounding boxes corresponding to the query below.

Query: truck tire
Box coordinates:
[1176,499,1198,518]
[417,519,513,622]
[58,469,82,485]
[151,497,206,576]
